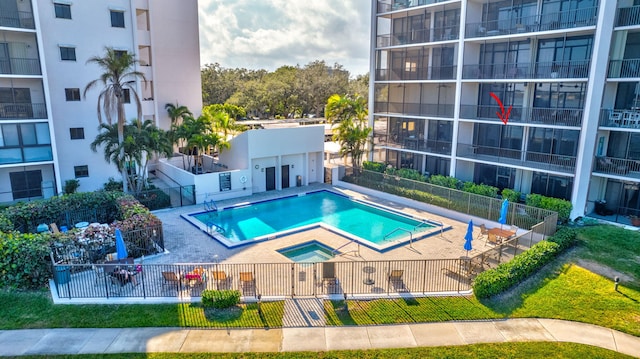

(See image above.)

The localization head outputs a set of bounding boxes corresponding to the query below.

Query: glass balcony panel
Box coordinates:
[0,148,22,164]
[23,146,53,162]
[0,11,35,29]
[0,103,47,119]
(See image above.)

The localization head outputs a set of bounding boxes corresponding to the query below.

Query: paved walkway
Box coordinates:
[1,319,638,357]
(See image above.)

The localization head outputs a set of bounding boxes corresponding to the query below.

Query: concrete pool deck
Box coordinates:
[146,183,534,265]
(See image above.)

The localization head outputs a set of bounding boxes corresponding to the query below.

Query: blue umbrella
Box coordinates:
[498,199,509,227]
[464,220,473,256]
[115,228,128,260]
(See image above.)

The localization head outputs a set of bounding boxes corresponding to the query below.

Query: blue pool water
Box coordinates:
[277,241,335,263]
[189,191,436,245]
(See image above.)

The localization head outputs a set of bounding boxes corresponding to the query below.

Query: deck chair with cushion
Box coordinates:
[486,233,500,246]
[387,269,406,292]
[211,270,229,289]
[161,271,181,291]
[322,262,338,291]
[239,272,256,297]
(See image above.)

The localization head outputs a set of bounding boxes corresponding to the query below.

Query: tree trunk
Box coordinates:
[117,101,129,193]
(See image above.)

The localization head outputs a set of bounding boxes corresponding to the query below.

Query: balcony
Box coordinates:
[459,105,583,127]
[377,134,452,155]
[0,57,41,76]
[607,59,640,78]
[378,25,458,47]
[463,60,590,80]
[616,6,640,27]
[593,156,640,177]
[457,143,575,174]
[0,11,35,30]
[466,7,597,39]
[376,0,449,13]
[599,109,640,129]
[376,65,456,81]
[0,103,47,119]
[374,101,454,118]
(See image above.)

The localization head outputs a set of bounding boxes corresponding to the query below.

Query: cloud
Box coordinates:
[198,0,371,75]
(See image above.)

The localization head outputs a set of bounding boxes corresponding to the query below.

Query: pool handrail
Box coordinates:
[204,199,218,213]
[332,238,361,257]
[414,219,444,236]
[383,227,414,248]
[206,221,224,234]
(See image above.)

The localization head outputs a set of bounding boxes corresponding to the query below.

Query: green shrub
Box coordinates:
[526,194,572,223]
[393,168,427,182]
[428,175,461,189]
[462,182,498,198]
[202,289,241,309]
[0,232,52,289]
[473,229,577,298]
[362,161,386,173]
[103,177,124,192]
[0,213,12,233]
[134,188,172,210]
[501,188,521,203]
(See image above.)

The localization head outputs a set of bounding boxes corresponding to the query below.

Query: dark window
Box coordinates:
[114,50,127,58]
[65,88,80,101]
[74,165,89,178]
[110,10,125,28]
[54,3,71,19]
[122,88,130,103]
[69,127,84,140]
[10,170,42,199]
[60,47,76,61]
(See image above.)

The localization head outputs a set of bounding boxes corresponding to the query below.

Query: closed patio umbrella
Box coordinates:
[115,228,128,260]
[464,220,473,256]
[499,199,509,228]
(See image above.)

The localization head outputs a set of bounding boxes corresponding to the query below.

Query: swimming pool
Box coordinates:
[183,190,447,251]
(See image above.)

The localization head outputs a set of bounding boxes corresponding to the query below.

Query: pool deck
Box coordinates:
[147,183,528,265]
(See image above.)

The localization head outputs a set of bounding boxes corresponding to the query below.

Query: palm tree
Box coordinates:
[91,119,172,193]
[84,47,146,193]
[325,94,371,173]
[165,103,192,126]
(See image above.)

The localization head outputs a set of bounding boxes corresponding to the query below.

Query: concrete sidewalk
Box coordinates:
[0,319,638,357]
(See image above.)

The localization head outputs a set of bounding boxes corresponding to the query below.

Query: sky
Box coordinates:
[198,0,372,77]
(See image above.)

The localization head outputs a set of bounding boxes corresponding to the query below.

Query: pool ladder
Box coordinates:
[204,199,218,213]
[206,221,225,235]
[414,219,444,236]
[384,228,414,248]
[331,238,360,257]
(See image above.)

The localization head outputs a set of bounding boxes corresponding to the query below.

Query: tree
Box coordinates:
[84,47,146,193]
[171,114,229,172]
[165,103,193,126]
[325,94,371,173]
[201,63,267,105]
[90,119,172,193]
[298,61,350,117]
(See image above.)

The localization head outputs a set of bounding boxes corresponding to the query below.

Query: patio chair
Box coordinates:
[322,262,337,290]
[162,271,181,290]
[239,272,256,297]
[486,233,500,246]
[92,265,108,286]
[387,269,406,292]
[476,224,488,241]
[211,270,229,289]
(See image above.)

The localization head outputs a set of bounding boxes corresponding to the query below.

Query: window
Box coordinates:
[54,3,71,19]
[74,165,89,178]
[59,46,76,61]
[10,170,42,200]
[69,127,84,140]
[114,50,127,58]
[122,88,131,103]
[110,10,125,28]
[0,123,53,164]
[65,88,80,101]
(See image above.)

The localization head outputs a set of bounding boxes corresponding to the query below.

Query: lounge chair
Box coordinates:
[387,269,406,292]
[239,272,256,297]
[212,270,229,289]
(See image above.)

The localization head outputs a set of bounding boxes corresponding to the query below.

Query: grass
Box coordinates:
[12,342,635,358]
[0,290,283,329]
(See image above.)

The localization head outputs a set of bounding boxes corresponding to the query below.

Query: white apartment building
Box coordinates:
[0,0,202,203]
[370,0,640,225]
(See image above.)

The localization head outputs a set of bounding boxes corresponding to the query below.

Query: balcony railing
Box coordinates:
[0,57,41,76]
[378,25,459,47]
[593,156,640,177]
[463,60,590,79]
[377,0,450,13]
[599,108,640,129]
[376,134,452,155]
[466,7,597,38]
[0,11,35,29]
[459,105,583,127]
[375,101,454,118]
[616,6,640,27]
[457,143,576,173]
[0,103,47,119]
[376,65,457,81]
[607,59,640,78]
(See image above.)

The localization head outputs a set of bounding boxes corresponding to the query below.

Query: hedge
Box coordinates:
[202,289,241,309]
[0,232,53,289]
[473,228,577,298]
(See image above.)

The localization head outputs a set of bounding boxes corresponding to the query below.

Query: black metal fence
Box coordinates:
[51,231,533,301]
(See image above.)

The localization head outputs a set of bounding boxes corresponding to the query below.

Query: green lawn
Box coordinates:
[1,223,638,357]
[13,342,635,358]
